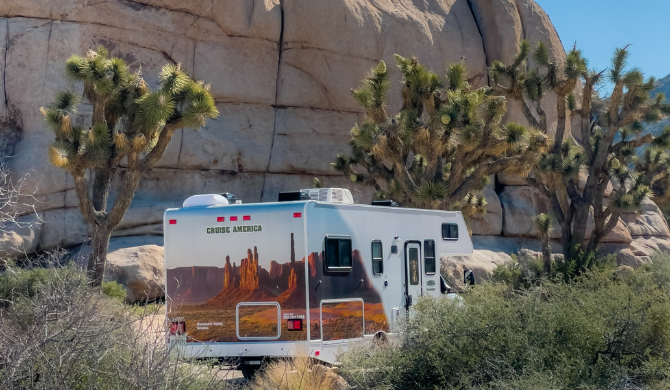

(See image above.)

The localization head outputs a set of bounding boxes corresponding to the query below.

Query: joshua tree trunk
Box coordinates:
[87,225,112,287]
[541,234,551,274]
[532,213,554,274]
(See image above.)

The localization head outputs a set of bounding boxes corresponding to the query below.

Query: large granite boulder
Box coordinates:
[0,0,568,251]
[0,212,43,258]
[71,236,164,303]
[499,185,631,243]
[3,0,669,281]
[442,235,563,286]
[469,185,503,236]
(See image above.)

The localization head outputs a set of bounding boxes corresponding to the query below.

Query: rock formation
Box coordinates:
[239,247,260,290]
[71,236,167,303]
[1,0,668,283]
[223,255,235,290]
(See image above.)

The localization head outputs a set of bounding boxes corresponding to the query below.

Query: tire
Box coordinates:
[373,331,388,344]
[240,366,259,380]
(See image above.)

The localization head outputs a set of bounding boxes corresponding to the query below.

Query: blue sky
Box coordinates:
[536,0,670,86]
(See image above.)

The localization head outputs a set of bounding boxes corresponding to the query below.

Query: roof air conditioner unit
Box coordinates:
[300,188,354,205]
[183,194,229,208]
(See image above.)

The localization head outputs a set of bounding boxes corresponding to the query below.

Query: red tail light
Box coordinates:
[217,217,225,222]
[230,216,238,221]
[243,215,251,221]
[287,319,303,331]
[169,219,177,225]
[294,212,302,218]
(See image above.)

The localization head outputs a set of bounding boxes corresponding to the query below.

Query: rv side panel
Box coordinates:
[164,202,307,344]
[304,203,471,341]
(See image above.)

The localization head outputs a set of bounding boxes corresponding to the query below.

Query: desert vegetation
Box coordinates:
[338,253,670,389]
[338,44,670,274]
[333,56,548,218]
[0,257,238,389]
[491,42,670,268]
[40,46,218,286]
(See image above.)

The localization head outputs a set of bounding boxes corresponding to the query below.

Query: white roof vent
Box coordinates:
[300,188,354,205]
[183,194,229,208]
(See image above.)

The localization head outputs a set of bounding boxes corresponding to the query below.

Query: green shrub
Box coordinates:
[102,280,127,302]
[339,264,670,389]
[0,257,87,309]
[492,251,618,289]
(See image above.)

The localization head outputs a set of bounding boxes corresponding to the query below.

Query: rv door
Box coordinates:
[404,242,422,310]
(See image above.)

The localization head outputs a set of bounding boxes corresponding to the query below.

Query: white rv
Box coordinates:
[164,188,473,376]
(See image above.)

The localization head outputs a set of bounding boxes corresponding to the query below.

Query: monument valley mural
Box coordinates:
[167,232,388,343]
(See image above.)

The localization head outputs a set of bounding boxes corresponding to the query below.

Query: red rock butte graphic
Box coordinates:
[168,233,305,310]
[167,232,389,342]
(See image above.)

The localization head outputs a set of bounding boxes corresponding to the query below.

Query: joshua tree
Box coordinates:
[334,55,549,216]
[491,42,670,265]
[41,47,218,286]
[532,213,554,273]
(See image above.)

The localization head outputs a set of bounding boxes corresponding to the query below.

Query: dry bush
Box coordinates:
[0,255,236,389]
[248,351,348,390]
[0,161,40,262]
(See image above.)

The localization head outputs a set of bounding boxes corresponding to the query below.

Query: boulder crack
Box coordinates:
[3,20,8,113]
[261,0,284,200]
[466,0,490,86]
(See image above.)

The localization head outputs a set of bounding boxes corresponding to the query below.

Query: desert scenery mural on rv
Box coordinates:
[166,206,389,343]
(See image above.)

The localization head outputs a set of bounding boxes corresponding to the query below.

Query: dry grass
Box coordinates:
[248,351,348,390]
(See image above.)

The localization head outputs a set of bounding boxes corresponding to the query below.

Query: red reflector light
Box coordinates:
[315,350,320,356]
[217,217,225,222]
[169,219,177,225]
[230,216,238,221]
[169,321,185,334]
[294,212,302,218]
[287,319,303,331]
[243,215,251,221]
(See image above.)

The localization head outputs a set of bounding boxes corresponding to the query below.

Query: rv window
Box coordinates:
[325,236,353,272]
[408,248,420,285]
[442,223,459,240]
[424,239,436,275]
[371,240,383,275]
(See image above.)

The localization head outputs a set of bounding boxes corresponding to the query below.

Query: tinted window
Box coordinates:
[326,238,339,268]
[372,240,383,275]
[424,239,436,275]
[325,236,353,272]
[339,239,352,268]
[442,223,459,240]
[409,248,420,285]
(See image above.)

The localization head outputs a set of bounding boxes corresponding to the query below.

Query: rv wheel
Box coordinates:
[240,366,259,380]
[373,331,388,345]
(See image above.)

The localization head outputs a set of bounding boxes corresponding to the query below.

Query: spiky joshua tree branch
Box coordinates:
[334,55,549,218]
[491,41,670,266]
[41,47,218,286]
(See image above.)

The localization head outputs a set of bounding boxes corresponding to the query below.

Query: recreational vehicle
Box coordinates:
[164,188,473,376]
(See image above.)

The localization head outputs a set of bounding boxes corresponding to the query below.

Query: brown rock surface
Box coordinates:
[71,236,165,303]
[0,0,568,252]
[621,198,670,238]
[500,186,560,239]
[0,213,43,258]
[2,0,669,275]
[500,185,631,244]
[469,185,503,236]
